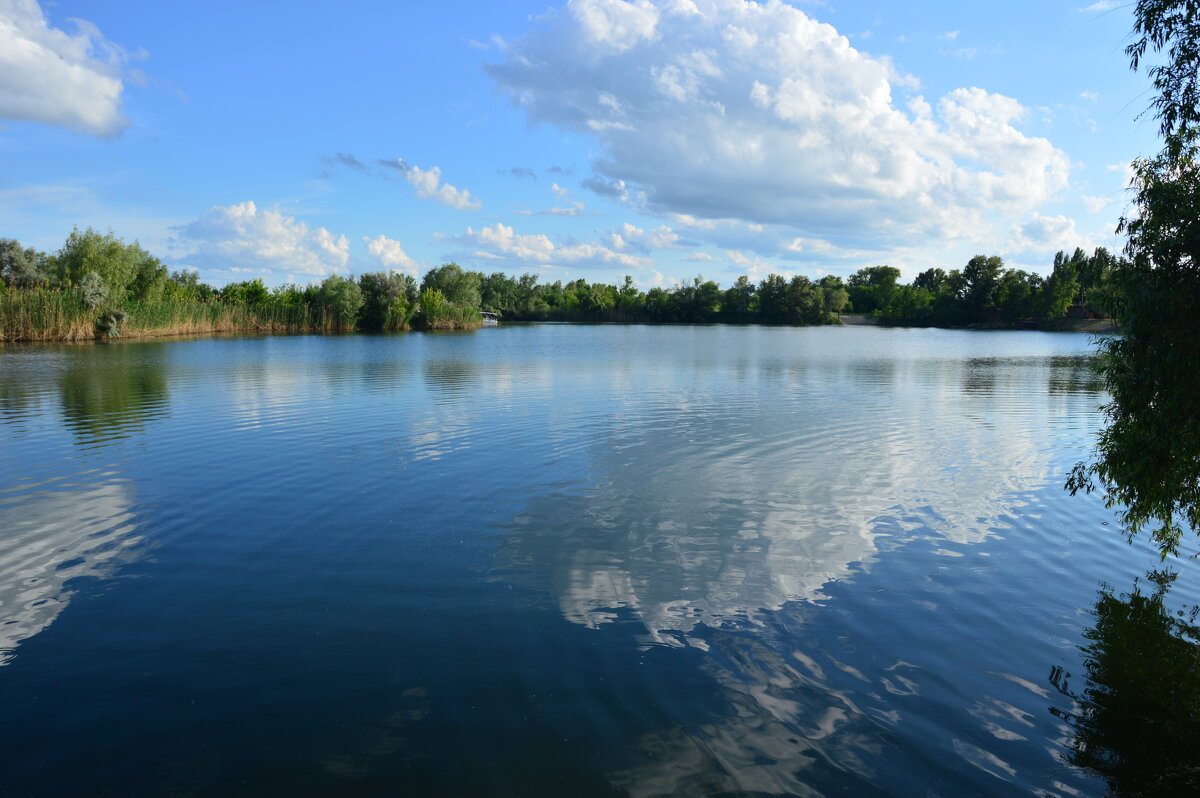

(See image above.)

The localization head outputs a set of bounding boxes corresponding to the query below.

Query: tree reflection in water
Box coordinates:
[1051,570,1200,795]
[59,344,169,447]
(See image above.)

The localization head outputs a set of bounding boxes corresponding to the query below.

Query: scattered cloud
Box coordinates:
[785,236,838,255]
[442,222,649,269]
[323,152,370,173]
[939,30,960,41]
[362,234,417,274]
[581,175,631,201]
[513,204,586,217]
[380,158,482,210]
[171,200,350,281]
[546,165,574,175]
[1082,194,1114,213]
[0,0,129,136]
[1079,90,1100,102]
[602,222,679,253]
[724,250,797,282]
[1078,1,1120,12]
[489,0,1070,255]
[498,167,538,180]
[687,251,716,262]
[942,45,1005,59]
[637,269,670,289]
[1106,161,1135,186]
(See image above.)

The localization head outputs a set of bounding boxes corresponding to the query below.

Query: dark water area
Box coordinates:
[0,325,1194,796]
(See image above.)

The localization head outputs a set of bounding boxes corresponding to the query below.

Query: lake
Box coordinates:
[0,324,1192,796]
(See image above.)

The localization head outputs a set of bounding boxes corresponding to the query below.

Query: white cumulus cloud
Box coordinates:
[172,201,350,281]
[406,165,482,210]
[1007,213,1085,257]
[488,0,1070,252]
[363,234,417,274]
[380,159,482,211]
[0,0,129,137]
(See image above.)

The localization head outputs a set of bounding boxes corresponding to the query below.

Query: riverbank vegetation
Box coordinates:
[0,231,482,341]
[2,225,1119,342]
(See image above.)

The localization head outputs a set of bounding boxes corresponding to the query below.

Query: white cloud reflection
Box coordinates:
[0,481,141,665]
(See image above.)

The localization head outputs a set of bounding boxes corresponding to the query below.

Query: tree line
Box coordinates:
[852,248,1120,327]
[2,226,1118,341]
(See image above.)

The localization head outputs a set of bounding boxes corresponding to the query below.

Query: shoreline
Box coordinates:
[1,317,1118,346]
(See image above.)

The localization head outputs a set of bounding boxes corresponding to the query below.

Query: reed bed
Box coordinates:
[0,290,343,342]
[0,289,95,342]
[418,304,483,330]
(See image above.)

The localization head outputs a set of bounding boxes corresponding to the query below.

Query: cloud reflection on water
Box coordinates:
[0,480,141,665]
[498,354,1100,641]
[492,347,1107,793]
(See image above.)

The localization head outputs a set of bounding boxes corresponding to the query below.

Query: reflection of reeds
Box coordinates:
[0,290,342,342]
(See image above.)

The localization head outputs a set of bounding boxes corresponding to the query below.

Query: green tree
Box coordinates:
[912,267,947,292]
[359,271,415,330]
[819,275,849,317]
[847,265,900,313]
[271,283,307,308]
[1068,0,1200,557]
[221,278,270,305]
[996,269,1040,321]
[721,275,755,321]
[880,284,934,324]
[785,275,824,324]
[616,275,643,312]
[421,263,482,309]
[128,253,168,302]
[481,271,518,314]
[315,274,363,328]
[1041,254,1081,319]
[516,273,540,314]
[164,269,216,301]
[56,228,158,299]
[1127,0,1200,152]
[419,287,446,318]
[961,255,1004,321]
[756,273,790,322]
[0,239,49,288]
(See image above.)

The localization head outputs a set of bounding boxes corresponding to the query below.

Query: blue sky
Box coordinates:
[0,0,1160,288]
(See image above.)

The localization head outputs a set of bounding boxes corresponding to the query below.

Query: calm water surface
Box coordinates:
[0,325,1191,796]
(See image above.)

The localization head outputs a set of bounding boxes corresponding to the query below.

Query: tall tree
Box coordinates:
[57,228,160,299]
[0,239,49,288]
[961,255,1004,321]
[421,263,482,309]
[1069,0,1200,557]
